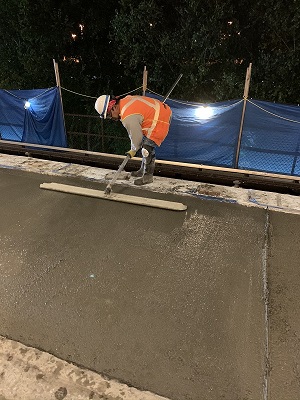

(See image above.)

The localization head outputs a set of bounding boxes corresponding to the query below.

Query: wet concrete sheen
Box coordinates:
[0,167,298,399]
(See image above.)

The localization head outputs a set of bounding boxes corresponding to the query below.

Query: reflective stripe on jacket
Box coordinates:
[119,96,172,146]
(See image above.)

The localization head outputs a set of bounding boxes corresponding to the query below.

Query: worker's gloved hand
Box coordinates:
[125,150,136,158]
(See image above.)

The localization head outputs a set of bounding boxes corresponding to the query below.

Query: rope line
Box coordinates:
[147,88,243,108]
[3,87,55,100]
[247,99,300,124]
[4,85,300,123]
[61,85,144,100]
[61,87,97,99]
[118,86,143,97]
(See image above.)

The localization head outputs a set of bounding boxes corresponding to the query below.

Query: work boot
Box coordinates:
[130,160,144,177]
[134,173,154,185]
[131,169,144,177]
[134,147,156,185]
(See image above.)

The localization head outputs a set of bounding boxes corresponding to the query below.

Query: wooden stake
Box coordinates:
[142,66,148,96]
[234,63,252,168]
[53,59,61,87]
[53,59,67,141]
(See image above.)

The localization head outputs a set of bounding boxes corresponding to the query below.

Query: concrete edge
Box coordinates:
[1,153,300,215]
[0,336,170,400]
[1,153,299,400]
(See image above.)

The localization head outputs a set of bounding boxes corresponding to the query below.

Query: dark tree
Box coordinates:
[1,0,300,106]
[0,0,119,112]
[110,0,300,103]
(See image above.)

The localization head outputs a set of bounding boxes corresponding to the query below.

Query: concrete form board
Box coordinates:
[0,166,296,399]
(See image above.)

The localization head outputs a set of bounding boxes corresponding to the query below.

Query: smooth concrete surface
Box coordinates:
[0,166,266,400]
[0,157,299,400]
[267,212,300,400]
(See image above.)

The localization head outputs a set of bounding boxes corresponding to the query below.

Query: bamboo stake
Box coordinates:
[234,63,252,168]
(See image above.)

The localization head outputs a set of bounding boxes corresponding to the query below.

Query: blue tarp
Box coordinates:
[239,100,300,176]
[0,87,67,147]
[1,86,300,177]
[151,93,300,176]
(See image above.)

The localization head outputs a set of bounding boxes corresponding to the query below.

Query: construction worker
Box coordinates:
[95,95,172,185]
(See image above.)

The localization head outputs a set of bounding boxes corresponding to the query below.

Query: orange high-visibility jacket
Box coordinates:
[119,96,172,146]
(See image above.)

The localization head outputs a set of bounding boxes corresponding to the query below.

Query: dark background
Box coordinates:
[1,0,299,114]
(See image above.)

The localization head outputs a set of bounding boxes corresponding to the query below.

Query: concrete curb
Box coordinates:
[0,336,170,400]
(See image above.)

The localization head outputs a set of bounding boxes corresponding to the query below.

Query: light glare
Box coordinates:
[24,101,31,109]
[195,106,213,119]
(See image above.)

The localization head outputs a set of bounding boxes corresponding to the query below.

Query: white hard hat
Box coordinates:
[95,95,110,119]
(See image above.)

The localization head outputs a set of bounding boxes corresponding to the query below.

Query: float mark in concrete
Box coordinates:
[262,208,270,400]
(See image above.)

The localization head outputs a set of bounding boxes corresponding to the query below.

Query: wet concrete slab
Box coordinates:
[267,212,300,400]
[0,166,268,400]
[2,159,300,400]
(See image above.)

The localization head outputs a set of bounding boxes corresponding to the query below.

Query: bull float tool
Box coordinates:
[104,154,131,195]
[40,74,187,211]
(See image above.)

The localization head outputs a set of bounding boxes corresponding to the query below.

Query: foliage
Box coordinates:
[0,0,119,112]
[0,0,300,107]
[248,0,300,103]
[111,0,248,101]
[111,0,300,103]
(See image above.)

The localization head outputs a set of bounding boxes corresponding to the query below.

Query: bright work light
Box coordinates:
[195,106,213,119]
[24,101,31,109]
